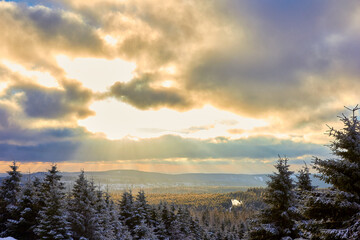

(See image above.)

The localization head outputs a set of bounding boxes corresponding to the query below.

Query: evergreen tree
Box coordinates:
[8,177,40,240]
[151,203,167,240]
[189,213,204,239]
[119,190,137,234]
[315,107,360,196]
[304,106,360,239]
[249,157,299,240]
[94,186,118,240]
[134,190,151,225]
[67,170,102,240]
[0,161,22,237]
[176,206,190,236]
[133,220,158,240]
[32,177,44,211]
[148,206,159,230]
[131,190,157,240]
[103,190,132,240]
[156,202,172,239]
[175,206,203,239]
[294,164,316,240]
[296,163,315,192]
[34,164,72,240]
[168,209,183,240]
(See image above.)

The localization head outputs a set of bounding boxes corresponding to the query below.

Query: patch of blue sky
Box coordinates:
[3,0,62,8]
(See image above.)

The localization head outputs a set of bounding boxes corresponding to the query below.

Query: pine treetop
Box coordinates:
[265,158,295,210]
[314,106,360,198]
[249,157,299,240]
[296,163,315,192]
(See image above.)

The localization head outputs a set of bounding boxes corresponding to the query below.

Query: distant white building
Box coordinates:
[229,199,243,212]
[231,199,242,206]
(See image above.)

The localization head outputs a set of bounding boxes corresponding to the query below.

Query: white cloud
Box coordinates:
[56,55,136,92]
[1,60,59,88]
[78,99,268,139]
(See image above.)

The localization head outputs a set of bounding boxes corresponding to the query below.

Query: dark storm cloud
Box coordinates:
[0,133,328,163]
[0,101,90,146]
[184,1,329,101]
[110,75,193,110]
[0,99,89,163]
[0,127,88,147]
[26,5,103,54]
[71,135,328,162]
[6,80,94,119]
[0,142,78,162]
[0,107,11,129]
[171,0,360,131]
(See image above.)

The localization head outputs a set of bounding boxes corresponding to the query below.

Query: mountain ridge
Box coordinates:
[0,169,329,189]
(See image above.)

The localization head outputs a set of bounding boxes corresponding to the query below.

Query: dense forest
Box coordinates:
[0,163,250,240]
[0,109,359,239]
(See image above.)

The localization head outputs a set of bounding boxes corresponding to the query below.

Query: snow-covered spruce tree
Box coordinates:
[167,208,183,240]
[167,203,181,239]
[9,176,44,240]
[30,177,44,228]
[296,163,315,192]
[119,190,137,235]
[134,190,151,226]
[303,107,360,239]
[7,177,41,240]
[150,203,167,240]
[248,157,299,240]
[34,164,72,240]
[94,185,121,240]
[133,220,158,240]
[294,163,316,240]
[0,161,22,237]
[175,206,203,240]
[148,205,159,230]
[132,190,157,240]
[154,202,172,239]
[188,213,204,239]
[67,170,102,240]
[103,190,132,240]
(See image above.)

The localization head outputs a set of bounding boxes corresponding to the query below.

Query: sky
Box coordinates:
[0,0,360,174]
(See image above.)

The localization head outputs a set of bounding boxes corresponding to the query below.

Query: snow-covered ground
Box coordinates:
[0,237,17,240]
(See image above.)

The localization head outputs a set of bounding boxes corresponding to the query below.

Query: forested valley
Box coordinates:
[0,110,359,239]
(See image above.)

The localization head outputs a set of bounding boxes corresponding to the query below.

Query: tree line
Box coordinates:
[0,163,212,240]
[248,107,360,239]
[0,107,360,240]
[0,162,248,239]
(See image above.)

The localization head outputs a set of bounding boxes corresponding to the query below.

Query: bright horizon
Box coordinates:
[1,0,359,174]
[0,160,285,174]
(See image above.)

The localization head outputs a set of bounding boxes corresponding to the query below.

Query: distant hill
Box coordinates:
[0,169,330,191]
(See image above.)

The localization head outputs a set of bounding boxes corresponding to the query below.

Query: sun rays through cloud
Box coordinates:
[0,0,358,173]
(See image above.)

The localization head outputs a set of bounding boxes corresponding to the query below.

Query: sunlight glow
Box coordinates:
[78,99,269,139]
[0,159,277,174]
[160,65,177,75]
[160,80,173,88]
[56,55,136,92]
[0,82,7,95]
[1,60,59,88]
[104,35,118,46]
